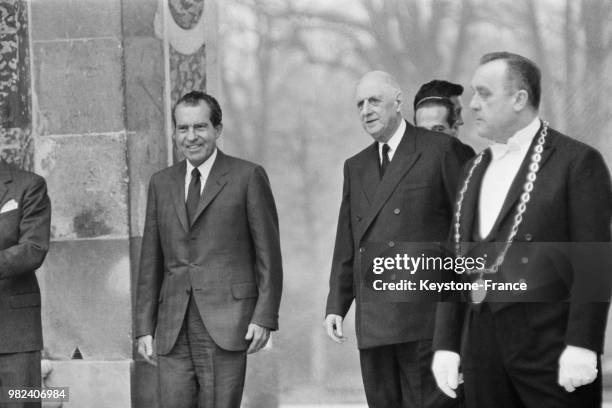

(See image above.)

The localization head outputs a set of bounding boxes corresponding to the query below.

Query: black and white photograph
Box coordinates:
[1,0,611,407]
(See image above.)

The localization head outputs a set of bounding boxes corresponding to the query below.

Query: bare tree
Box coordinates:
[218,1,612,400]
[280,0,481,109]
[490,0,612,149]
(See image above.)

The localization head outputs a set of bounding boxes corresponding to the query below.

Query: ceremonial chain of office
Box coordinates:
[453,121,549,280]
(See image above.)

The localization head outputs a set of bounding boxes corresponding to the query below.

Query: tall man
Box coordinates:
[0,161,51,407]
[414,80,465,135]
[432,52,612,407]
[136,91,283,408]
[324,71,473,407]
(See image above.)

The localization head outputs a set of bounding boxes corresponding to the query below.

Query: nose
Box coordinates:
[469,94,479,111]
[186,126,197,141]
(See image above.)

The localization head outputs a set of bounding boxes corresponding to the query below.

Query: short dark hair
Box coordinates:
[172,91,223,128]
[413,80,463,112]
[480,51,541,109]
[414,97,457,128]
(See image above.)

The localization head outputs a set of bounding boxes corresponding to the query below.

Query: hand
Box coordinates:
[324,314,347,343]
[245,323,270,354]
[136,335,156,366]
[558,345,597,392]
[432,350,461,398]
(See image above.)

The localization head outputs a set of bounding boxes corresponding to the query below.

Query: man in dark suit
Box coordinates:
[0,161,51,407]
[324,71,473,407]
[432,52,612,407]
[135,91,283,408]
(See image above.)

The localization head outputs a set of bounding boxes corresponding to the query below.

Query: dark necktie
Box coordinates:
[380,143,391,179]
[186,167,201,225]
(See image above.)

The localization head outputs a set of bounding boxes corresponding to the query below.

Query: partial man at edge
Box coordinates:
[0,161,51,408]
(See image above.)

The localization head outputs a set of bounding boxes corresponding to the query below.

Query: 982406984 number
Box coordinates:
[1,387,69,403]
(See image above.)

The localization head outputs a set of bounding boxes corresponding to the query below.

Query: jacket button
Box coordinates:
[521,257,529,264]
[356,215,362,222]
[524,234,533,241]
[388,241,395,247]
[185,287,191,294]
[359,247,365,253]
[394,208,400,215]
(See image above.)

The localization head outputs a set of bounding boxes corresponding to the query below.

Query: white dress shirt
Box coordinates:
[478,117,541,238]
[185,148,217,201]
[378,119,406,164]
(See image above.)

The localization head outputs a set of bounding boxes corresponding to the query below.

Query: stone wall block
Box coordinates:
[36,133,128,240]
[38,239,132,360]
[121,0,159,37]
[43,360,131,407]
[31,0,122,41]
[33,39,124,135]
[123,36,167,235]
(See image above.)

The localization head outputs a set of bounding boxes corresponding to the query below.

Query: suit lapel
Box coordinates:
[190,150,230,227]
[489,123,556,234]
[358,143,380,206]
[359,122,421,240]
[0,163,14,207]
[170,161,189,232]
[460,150,492,241]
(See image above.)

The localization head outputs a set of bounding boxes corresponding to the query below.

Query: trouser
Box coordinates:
[462,303,601,408]
[359,339,462,408]
[0,350,41,408]
[158,295,247,408]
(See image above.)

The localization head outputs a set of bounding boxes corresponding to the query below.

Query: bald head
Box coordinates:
[354,71,403,142]
[357,71,402,96]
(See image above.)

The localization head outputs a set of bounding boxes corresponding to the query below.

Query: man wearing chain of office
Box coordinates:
[431,51,612,407]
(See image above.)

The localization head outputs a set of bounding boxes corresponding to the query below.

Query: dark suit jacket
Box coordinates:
[326,121,474,349]
[434,124,612,354]
[135,150,283,354]
[0,162,51,353]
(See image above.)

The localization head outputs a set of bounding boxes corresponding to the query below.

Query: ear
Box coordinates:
[395,91,403,112]
[513,90,529,111]
[215,123,223,139]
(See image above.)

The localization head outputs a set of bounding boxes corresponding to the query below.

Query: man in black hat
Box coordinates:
[414,80,465,137]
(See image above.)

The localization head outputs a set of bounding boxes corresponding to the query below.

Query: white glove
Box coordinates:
[432,350,461,398]
[558,345,597,392]
[323,314,347,343]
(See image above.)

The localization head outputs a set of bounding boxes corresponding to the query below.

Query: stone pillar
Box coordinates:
[30,0,134,405]
[0,0,33,168]
[3,1,275,406]
[15,0,216,406]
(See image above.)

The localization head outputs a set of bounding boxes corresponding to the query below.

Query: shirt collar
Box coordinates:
[489,117,540,160]
[379,119,406,155]
[186,148,217,178]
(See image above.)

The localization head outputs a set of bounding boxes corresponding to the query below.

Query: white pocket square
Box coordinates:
[0,199,18,214]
